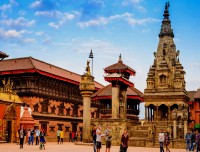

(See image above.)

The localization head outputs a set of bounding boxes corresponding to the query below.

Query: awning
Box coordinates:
[195,124,200,129]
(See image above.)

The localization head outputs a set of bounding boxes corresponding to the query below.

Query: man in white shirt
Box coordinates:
[158,129,164,152]
[35,128,40,145]
[96,126,102,152]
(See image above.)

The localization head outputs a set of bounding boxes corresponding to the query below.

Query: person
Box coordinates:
[195,130,200,152]
[105,125,112,152]
[185,130,191,152]
[69,131,72,142]
[92,126,97,152]
[80,131,83,142]
[60,129,64,144]
[27,129,31,145]
[39,129,46,150]
[96,126,102,152]
[72,131,75,143]
[75,131,78,142]
[19,126,25,149]
[35,128,40,145]
[30,128,34,145]
[158,129,164,152]
[190,130,195,151]
[57,128,60,144]
[121,129,129,152]
[164,131,170,152]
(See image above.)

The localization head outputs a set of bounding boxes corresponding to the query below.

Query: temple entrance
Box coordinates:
[159,104,168,121]
[6,121,12,143]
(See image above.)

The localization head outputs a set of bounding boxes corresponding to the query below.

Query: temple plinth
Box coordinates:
[79,60,95,143]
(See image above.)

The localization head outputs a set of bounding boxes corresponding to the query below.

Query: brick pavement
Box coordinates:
[0,142,186,152]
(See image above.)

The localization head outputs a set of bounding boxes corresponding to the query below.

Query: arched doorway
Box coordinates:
[158,104,168,121]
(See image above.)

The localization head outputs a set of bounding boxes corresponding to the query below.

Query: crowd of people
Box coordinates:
[91,125,129,152]
[17,126,46,150]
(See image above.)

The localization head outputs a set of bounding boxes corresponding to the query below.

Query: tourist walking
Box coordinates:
[72,131,75,142]
[57,128,61,144]
[96,126,102,152]
[121,129,129,152]
[185,130,191,152]
[39,129,46,150]
[30,129,34,145]
[19,126,25,149]
[75,131,78,142]
[69,131,72,142]
[190,130,195,151]
[158,129,164,152]
[105,125,112,152]
[164,131,170,152]
[195,130,200,152]
[35,128,40,145]
[92,125,97,152]
[60,129,64,144]
[80,131,83,142]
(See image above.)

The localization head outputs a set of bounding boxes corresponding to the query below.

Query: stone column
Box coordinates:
[145,106,147,120]
[168,106,170,121]
[79,60,95,143]
[173,120,177,139]
[112,85,120,119]
[156,106,158,121]
[121,89,127,119]
[82,93,92,142]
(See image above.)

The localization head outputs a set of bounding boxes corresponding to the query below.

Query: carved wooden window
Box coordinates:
[51,105,56,114]
[65,127,70,132]
[58,102,64,115]
[91,112,95,118]
[33,103,39,112]
[49,126,55,132]
[72,105,78,117]
[41,99,49,113]
[66,108,71,116]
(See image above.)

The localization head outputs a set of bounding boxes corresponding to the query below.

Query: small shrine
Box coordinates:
[0,78,23,142]
[20,106,35,130]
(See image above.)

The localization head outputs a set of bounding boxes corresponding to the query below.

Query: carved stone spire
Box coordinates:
[159,2,174,38]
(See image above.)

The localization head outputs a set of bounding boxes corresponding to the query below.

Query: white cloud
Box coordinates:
[77,13,159,28]
[35,10,62,18]
[1,17,35,28]
[0,0,18,12]
[30,0,42,9]
[48,22,59,29]
[0,29,25,38]
[23,38,36,43]
[46,11,80,29]
[122,0,145,12]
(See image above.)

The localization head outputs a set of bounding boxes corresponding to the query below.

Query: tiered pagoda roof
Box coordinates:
[0,57,103,89]
[104,54,136,75]
[92,84,143,101]
[104,55,135,87]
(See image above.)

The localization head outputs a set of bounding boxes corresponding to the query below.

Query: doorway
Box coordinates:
[6,121,12,143]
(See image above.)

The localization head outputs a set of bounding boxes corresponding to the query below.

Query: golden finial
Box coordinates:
[85,60,91,76]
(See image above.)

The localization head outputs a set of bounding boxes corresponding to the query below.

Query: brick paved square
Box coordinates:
[0,142,186,152]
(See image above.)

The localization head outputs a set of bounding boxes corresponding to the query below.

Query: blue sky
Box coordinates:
[0,0,200,94]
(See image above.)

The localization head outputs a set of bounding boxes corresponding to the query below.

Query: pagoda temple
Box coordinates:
[91,55,143,145]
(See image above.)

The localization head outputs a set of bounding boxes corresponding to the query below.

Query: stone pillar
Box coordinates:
[168,106,170,121]
[79,60,95,143]
[173,120,177,139]
[122,89,127,119]
[82,93,92,142]
[145,106,147,120]
[184,121,187,138]
[156,106,158,120]
[112,85,120,119]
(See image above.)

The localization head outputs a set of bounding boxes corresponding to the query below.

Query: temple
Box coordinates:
[91,55,143,145]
